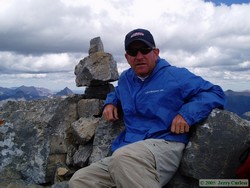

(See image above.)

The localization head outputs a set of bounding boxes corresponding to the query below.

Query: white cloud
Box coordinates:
[0,52,82,73]
[13,74,47,79]
[239,61,250,69]
[0,0,249,91]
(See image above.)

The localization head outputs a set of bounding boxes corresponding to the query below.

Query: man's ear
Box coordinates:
[153,48,160,56]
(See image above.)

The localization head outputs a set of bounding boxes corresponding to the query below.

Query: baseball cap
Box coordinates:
[125,28,156,50]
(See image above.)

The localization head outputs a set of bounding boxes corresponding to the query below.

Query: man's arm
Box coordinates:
[102,87,121,122]
[169,67,225,128]
[178,84,225,127]
[171,84,225,134]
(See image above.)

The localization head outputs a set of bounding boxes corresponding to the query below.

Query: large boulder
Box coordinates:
[89,118,125,164]
[0,98,64,186]
[0,95,83,187]
[166,109,250,188]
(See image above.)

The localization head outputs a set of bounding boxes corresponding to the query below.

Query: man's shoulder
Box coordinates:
[158,62,191,76]
[157,58,188,74]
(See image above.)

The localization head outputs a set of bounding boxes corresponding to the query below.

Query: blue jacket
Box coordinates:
[104,58,225,152]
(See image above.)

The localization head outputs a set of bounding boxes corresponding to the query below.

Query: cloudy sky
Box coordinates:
[0,0,249,92]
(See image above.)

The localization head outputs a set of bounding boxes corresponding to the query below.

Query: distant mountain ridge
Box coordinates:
[224,90,250,117]
[0,85,74,101]
[224,89,250,96]
[55,87,74,96]
[0,86,250,118]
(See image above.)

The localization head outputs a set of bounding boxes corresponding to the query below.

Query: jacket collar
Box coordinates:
[129,57,171,83]
[144,58,170,81]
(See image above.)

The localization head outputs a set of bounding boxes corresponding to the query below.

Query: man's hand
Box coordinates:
[103,104,119,122]
[171,114,190,134]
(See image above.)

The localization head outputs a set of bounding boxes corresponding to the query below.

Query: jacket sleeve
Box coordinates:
[104,71,127,107]
[177,68,226,126]
[104,88,119,107]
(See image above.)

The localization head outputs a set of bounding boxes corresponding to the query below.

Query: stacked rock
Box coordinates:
[74,37,119,99]
[71,37,124,168]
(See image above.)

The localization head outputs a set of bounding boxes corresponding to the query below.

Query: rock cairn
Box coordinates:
[70,37,124,168]
[75,36,119,99]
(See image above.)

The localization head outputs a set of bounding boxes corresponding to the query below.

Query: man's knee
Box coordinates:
[110,142,153,169]
[69,167,93,187]
[112,146,132,158]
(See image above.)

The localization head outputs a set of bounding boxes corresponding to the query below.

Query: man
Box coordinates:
[69,28,225,188]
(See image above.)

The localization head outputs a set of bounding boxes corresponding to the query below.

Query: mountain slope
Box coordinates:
[0,86,73,101]
[55,87,74,96]
[224,90,250,117]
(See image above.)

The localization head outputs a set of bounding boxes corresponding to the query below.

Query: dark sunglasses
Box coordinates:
[126,47,154,57]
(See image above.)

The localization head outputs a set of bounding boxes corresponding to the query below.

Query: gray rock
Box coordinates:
[72,143,92,167]
[242,111,250,121]
[0,98,63,185]
[0,96,83,185]
[77,99,103,118]
[85,83,115,100]
[48,95,81,154]
[89,117,125,164]
[75,51,119,87]
[65,144,77,166]
[183,109,249,178]
[52,181,69,188]
[3,180,49,188]
[71,117,100,144]
[75,37,119,88]
[166,109,250,188]
[88,37,104,55]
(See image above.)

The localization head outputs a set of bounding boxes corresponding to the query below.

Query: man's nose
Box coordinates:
[135,51,144,58]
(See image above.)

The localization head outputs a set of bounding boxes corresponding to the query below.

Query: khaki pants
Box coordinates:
[69,139,185,188]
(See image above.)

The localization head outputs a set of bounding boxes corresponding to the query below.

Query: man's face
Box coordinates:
[125,41,159,77]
